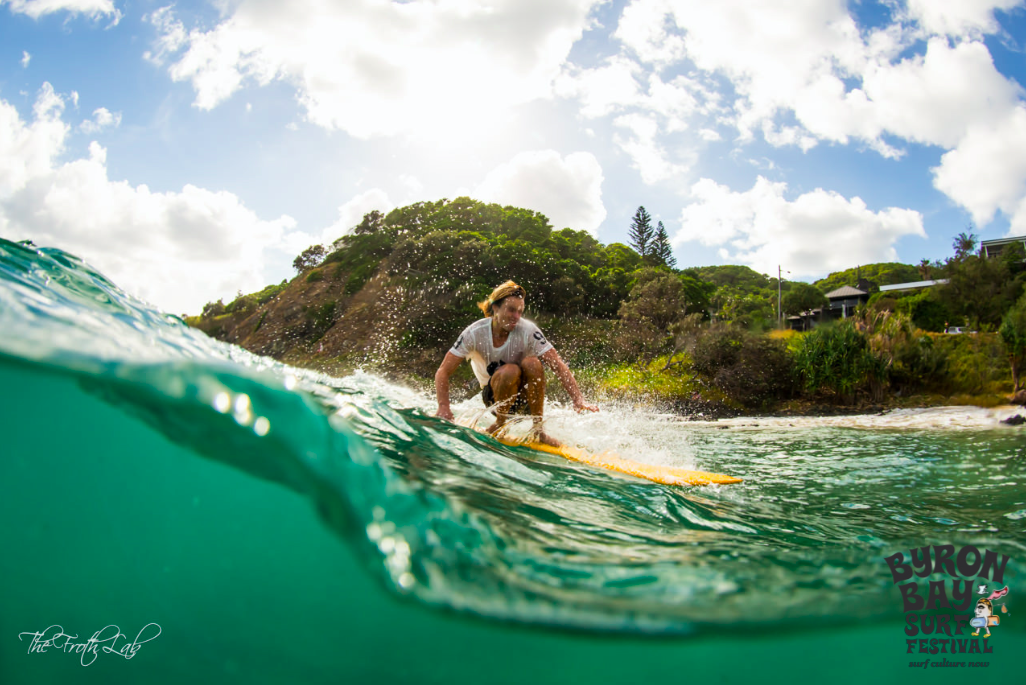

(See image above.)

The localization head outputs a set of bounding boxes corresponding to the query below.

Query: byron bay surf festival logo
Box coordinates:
[885,545,1012,669]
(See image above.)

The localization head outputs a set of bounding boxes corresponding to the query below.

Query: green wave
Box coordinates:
[2,237,1024,642]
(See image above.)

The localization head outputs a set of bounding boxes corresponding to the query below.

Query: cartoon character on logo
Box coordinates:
[970,586,1009,638]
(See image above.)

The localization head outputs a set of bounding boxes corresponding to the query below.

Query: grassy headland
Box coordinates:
[187,198,1023,417]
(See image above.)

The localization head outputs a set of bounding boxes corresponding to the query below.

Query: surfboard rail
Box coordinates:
[493,436,742,486]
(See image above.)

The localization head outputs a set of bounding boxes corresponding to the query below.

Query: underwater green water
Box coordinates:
[1,238,1024,683]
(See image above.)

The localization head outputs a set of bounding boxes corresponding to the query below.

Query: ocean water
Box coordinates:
[1,237,1024,684]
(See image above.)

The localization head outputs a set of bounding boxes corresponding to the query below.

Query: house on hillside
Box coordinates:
[981,235,1026,259]
[823,285,869,320]
[785,285,871,330]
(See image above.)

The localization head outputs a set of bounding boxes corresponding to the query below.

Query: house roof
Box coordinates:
[824,285,867,299]
[879,279,948,292]
[980,235,1026,247]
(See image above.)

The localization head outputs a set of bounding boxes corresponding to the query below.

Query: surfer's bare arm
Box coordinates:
[434,351,464,421]
[540,348,598,413]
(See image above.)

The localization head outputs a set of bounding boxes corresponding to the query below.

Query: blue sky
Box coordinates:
[2,0,1025,313]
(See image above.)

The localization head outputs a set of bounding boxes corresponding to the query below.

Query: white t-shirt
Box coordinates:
[449,317,554,388]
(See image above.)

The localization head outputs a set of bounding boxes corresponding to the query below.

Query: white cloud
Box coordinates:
[397,174,424,201]
[79,107,121,134]
[142,5,187,66]
[557,60,717,184]
[0,82,67,197]
[905,0,1023,37]
[932,106,1026,232]
[0,84,295,314]
[474,150,606,234]
[613,113,691,184]
[675,176,925,279]
[150,0,602,139]
[614,0,686,65]
[636,3,1022,156]
[558,0,1026,226]
[555,56,642,118]
[855,38,1021,150]
[2,0,121,23]
[20,51,30,68]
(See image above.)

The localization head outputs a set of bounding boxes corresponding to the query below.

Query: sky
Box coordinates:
[1,0,1026,314]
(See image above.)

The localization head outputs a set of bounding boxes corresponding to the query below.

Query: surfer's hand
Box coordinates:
[573,399,598,413]
[436,407,455,421]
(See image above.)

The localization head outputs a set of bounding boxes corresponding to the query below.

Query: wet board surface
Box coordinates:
[493,436,742,486]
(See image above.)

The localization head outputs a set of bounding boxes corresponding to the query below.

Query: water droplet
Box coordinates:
[213,392,231,413]
[254,417,270,436]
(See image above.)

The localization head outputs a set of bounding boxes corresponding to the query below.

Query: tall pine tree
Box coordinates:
[629,206,654,258]
[653,221,676,268]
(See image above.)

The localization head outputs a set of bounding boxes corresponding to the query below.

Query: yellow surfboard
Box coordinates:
[493,436,742,487]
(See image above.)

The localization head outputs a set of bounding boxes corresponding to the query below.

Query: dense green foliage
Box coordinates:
[782,282,828,321]
[689,265,782,330]
[194,199,1020,410]
[791,321,886,402]
[813,263,920,292]
[320,198,655,348]
[936,232,1025,330]
[616,268,714,360]
[1000,293,1026,391]
[687,323,792,408]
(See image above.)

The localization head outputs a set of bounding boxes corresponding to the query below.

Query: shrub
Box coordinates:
[934,333,1009,394]
[861,310,946,393]
[689,323,793,408]
[254,281,287,304]
[791,321,885,403]
[201,299,226,318]
[224,292,256,314]
[999,293,1026,391]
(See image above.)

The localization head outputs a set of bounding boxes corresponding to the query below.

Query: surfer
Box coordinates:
[434,280,598,446]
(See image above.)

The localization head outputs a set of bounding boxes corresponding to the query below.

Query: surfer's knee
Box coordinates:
[520,356,543,379]
[492,363,521,387]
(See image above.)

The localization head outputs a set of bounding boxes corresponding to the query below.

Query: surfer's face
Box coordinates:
[493,296,524,332]
[976,602,991,617]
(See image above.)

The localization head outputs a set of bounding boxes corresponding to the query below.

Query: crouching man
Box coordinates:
[434,280,598,446]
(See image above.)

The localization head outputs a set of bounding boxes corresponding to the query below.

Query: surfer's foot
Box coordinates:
[972,631,979,637]
[536,431,561,448]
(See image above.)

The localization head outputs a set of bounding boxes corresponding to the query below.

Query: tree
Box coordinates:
[1000,293,1026,392]
[917,258,932,280]
[293,244,327,273]
[619,268,686,334]
[617,268,686,360]
[652,221,676,267]
[953,230,978,259]
[782,282,828,330]
[1002,240,1026,276]
[628,206,654,258]
[938,229,1023,330]
[353,210,385,235]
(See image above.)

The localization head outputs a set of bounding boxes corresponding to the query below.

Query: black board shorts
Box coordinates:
[482,381,530,415]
